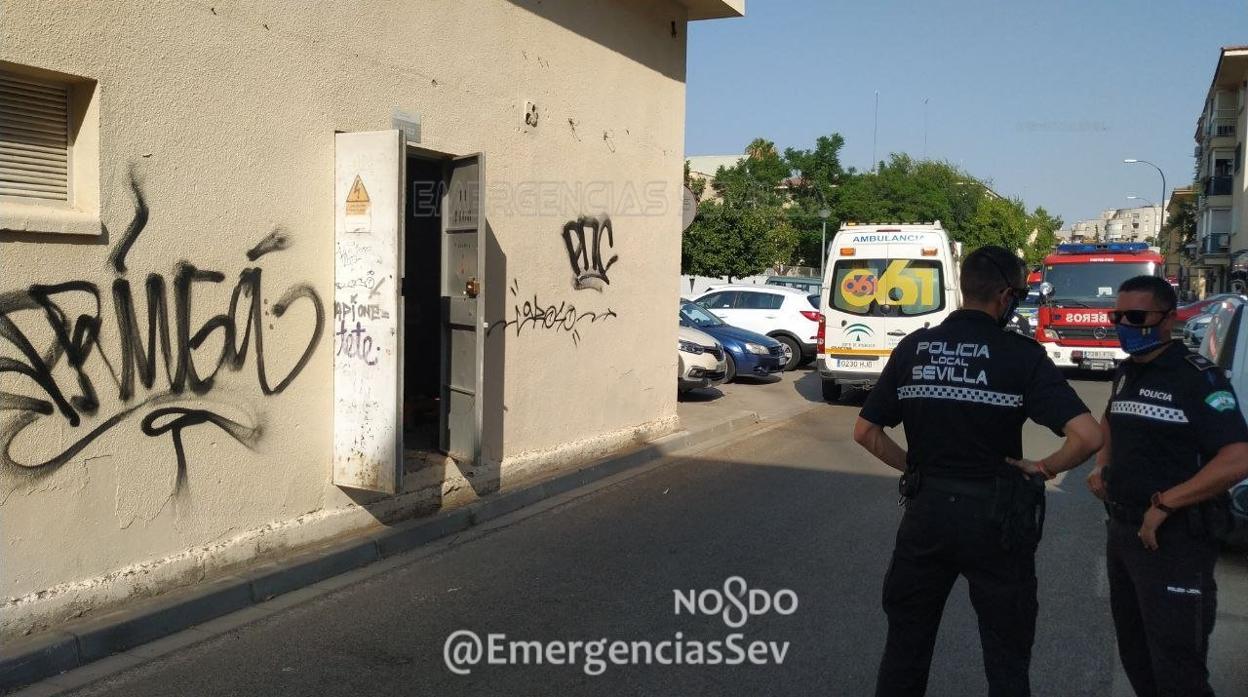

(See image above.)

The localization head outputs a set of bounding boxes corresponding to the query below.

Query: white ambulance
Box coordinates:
[818,222,962,401]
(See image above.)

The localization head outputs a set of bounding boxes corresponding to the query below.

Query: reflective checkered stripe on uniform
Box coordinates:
[1109,400,1189,424]
[897,385,1023,408]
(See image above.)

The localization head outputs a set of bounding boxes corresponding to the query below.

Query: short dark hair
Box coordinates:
[1118,275,1177,311]
[960,246,1025,303]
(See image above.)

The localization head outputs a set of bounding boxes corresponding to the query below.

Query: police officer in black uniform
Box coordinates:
[1090,275,1248,696]
[854,245,1103,697]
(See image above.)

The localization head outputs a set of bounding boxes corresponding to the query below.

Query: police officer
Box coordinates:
[854,245,1103,697]
[1090,275,1248,696]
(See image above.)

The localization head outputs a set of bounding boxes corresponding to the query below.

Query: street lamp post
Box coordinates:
[1124,159,1167,257]
[818,208,832,279]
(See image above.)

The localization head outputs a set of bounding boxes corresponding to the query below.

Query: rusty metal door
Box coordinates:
[440,154,484,464]
[332,130,404,493]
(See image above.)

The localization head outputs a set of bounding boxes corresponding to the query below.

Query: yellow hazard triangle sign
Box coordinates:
[345,174,372,232]
[346,175,370,212]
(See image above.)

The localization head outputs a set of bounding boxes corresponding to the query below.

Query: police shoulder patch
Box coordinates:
[1186,354,1217,371]
[1206,390,1238,412]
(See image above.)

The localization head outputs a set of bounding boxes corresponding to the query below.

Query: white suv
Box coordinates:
[693,285,821,370]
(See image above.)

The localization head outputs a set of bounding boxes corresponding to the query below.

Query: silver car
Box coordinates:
[1184,297,1245,348]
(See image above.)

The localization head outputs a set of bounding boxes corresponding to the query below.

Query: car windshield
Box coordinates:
[807,294,819,308]
[1044,262,1155,305]
[830,258,944,317]
[680,301,724,327]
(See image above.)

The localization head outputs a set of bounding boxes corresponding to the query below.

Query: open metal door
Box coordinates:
[333,130,404,493]
[440,154,485,464]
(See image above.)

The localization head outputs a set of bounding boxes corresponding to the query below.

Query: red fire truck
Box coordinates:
[1034,242,1165,371]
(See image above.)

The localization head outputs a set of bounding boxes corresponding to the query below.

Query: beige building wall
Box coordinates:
[0,0,739,638]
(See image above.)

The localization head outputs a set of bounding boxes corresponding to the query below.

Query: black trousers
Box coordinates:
[1106,518,1219,697]
[875,487,1038,697]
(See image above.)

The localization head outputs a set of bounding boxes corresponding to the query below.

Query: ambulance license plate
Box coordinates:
[836,359,874,369]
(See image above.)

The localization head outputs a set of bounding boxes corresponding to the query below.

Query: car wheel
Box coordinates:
[821,379,842,402]
[774,335,801,371]
[724,353,737,383]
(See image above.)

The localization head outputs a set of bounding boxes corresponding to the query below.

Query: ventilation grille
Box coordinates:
[0,70,70,201]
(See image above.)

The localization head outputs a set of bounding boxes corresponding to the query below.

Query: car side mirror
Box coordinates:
[1039,282,1054,301]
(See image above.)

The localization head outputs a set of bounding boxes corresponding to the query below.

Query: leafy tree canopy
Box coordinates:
[681,134,1063,276]
[1165,196,1196,247]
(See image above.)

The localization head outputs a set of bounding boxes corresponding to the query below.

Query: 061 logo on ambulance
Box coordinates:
[837,260,939,309]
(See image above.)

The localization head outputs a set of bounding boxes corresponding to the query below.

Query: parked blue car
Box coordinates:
[679,300,784,381]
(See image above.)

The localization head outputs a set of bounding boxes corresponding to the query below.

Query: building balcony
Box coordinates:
[1203,175,1234,196]
[1198,110,1238,145]
[1202,232,1231,255]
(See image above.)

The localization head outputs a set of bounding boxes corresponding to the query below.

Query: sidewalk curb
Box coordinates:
[0,411,762,693]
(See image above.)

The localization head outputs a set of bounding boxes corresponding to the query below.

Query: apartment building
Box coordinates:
[1191,46,1248,294]
[1068,205,1163,244]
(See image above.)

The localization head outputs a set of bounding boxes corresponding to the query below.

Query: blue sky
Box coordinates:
[685,0,1248,227]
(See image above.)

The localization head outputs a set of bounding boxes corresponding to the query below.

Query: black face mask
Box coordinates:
[1001,293,1022,329]
[985,256,1028,329]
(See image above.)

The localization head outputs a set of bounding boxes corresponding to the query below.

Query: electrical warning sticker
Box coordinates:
[345,174,372,233]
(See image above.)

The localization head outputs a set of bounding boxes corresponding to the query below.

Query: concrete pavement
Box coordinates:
[0,368,807,694]
[14,371,1248,696]
[676,368,821,434]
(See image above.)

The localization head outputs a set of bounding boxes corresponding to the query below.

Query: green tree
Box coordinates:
[1165,196,1196,247]
[783,134,847,265]
[683,139,797,276]
[961,195,1027,251]
[684,159,705,201]
[710,138,788,206]
[684,133,1062,271]
[1023,207,1063,266]
[682,200,797,277]
[784,134,846,204]
[828,156,987,241]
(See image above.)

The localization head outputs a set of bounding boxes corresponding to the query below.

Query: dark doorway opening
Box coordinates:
[404,155,445,454]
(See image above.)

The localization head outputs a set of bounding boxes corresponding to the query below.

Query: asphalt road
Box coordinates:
[51,375,1247,697]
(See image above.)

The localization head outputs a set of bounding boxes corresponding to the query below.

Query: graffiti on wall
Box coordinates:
[487,280,616,346]
[333,294,388,366]
[563,215,617,291]
[0,169,325,490]
[487,215,623,345]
